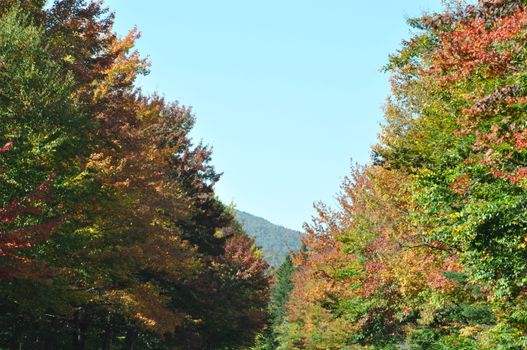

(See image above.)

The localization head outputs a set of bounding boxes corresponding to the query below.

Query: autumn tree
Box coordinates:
[0,1,270,349]
[279,1,527,349]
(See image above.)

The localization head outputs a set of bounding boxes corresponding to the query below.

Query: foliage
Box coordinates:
[252,255,295,350]
[277,0,527,349]
[0,2,270,349]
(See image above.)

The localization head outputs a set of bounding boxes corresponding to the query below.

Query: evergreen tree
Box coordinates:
[253,255,295,350]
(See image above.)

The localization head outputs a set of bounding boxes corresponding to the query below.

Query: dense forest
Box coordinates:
[5,0,527,349]
[0,1,269,349]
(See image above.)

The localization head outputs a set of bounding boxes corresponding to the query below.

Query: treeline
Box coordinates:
[265,0,527,349]
[0,1,269,349]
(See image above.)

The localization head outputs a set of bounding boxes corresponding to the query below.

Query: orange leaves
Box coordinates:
[391,250,461,300]
[285,238,356,347]
[106,284,184,335]
[450,174,472,196]
[284,163,466,345]
[93,28,147,101]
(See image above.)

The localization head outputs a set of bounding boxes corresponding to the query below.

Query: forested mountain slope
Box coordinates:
[235,210,302,267]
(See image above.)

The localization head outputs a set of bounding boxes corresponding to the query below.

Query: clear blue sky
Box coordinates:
[104,0,441,230]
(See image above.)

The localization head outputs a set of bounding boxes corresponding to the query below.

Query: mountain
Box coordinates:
[235,210,303,267]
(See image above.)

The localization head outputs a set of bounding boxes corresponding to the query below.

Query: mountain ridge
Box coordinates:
[234,210,303,267]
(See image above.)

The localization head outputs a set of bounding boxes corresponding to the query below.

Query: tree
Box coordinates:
[252,255,295,350]
[0,2,271,349]
[278,1,527,349]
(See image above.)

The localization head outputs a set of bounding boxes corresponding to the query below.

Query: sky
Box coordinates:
[103,0,442,230]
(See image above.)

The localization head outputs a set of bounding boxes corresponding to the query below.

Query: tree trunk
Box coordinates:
[101,313,113,350]
[124,329,138,350]
[72,309,88,350]
[73,327,86,349]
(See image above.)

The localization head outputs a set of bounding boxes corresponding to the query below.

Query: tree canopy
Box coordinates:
[0,2,269,349]
[276,0,527,349]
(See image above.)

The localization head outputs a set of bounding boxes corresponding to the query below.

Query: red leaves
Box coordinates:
[514,129,527,151]
[493,166,527,184]
[0,141,13,154]
[430,9,527,82]
[0,142,14,173]
[0,181,61,280]
[222,235,269,281]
